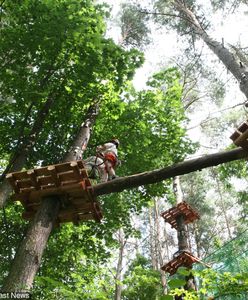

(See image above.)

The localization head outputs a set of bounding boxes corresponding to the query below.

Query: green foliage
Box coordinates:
[210,0,246,12]
[0,202,27,284]
[0,0,144,168]
[122,255,163,299]
[119,2,151,49]
[167,278,186,289]
[0,2,196,297]
[166,268,248,299]
[153,0,207,46]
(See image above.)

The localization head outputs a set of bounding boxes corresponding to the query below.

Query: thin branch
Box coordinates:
[187,101,246,130]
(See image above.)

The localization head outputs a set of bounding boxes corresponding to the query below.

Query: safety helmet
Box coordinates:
[111,138,120,147]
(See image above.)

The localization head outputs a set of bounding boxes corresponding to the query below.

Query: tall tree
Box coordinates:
[152,0,248,100]
[0,0,144,291]
[0,0,107,207]
[1,103,98,291]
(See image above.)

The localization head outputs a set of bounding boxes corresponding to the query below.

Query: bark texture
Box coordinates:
[176,214,189,252]
[94,147,247,196]
[63,103,100,161]
[173,177,189,252]
[2,196,60,291]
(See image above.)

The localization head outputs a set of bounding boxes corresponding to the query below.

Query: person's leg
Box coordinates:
[104,160,116,180]
[99,164,108,182]
[108,165,116,179]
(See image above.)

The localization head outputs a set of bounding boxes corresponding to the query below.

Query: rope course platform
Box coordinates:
[161,201,200,229]
[6,160,103,225]
[161,251,201,275]
[230,120,248,149]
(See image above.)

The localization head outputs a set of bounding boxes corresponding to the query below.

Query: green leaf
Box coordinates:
[65,85,72,93]
[168,278,186,289]
[177,267,191,276]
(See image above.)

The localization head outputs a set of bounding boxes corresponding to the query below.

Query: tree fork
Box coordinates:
[94,147,247,196]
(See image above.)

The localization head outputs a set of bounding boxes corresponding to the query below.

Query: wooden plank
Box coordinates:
[33,166,53,177]
[8,171,30,180]
[77,213,95,221]
[48,165,61,187]
[32,161,84,177]
[26,202,40,210]
[53,161,80,173]
[77,160,85,169]
[25,182,87,201]
[238,122,248,133]
[58,171,78,182]
[230,131,240,141]
[68,189,89,199]
[27,170,40,190]
[58,212,93,223]
[233,129,248,146]
[58,206,95,218]
[70,162,81,180]
[15,179,32,189]
[18,186,36,194]
[69,198,93,208]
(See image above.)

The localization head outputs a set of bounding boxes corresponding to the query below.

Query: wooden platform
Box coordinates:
[161,251,200,275]
[230,120,248,149]
[161,201,199,229]
[6,160,103,225]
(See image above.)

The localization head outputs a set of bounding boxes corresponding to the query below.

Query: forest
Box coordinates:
[0,0,248,299]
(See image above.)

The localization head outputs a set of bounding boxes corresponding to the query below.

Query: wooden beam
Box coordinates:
[94,147,248,196]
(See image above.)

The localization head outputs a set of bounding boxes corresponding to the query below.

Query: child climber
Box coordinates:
[96,138,119,182]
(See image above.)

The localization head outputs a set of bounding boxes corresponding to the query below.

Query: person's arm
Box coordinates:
[96,143,107,152]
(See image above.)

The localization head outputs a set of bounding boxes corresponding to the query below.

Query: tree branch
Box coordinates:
[94,148,247,196]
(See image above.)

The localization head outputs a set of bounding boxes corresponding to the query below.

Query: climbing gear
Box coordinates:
[104,152,118,167]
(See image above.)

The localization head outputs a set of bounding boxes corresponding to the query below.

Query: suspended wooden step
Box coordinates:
[6,160,103,225]
[161,251,201,275]
[161,201,199,229]
[230,120,248,149]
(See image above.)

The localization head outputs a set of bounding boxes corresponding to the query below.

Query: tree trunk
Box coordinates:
[192,223,201,258]
[176,214,189,252]
[173,177,189,252]
[149,207,157,270]
[173,176,197,297]
[63,102,100,161]
[173,176,183,203]
[1,103,99,291]
[154,198,167,294]
[173,0,248,100]
[2,196,60,291]
[94,147,247,196]
[114,229,126,300]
